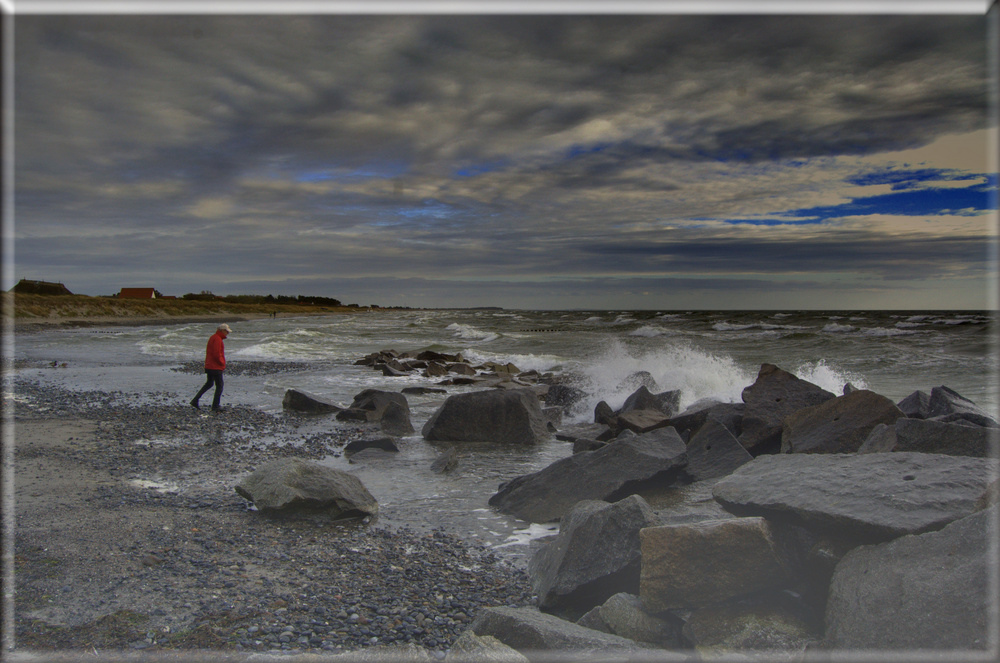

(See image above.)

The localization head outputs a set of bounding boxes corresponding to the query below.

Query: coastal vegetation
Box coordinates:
[4,292,377,323]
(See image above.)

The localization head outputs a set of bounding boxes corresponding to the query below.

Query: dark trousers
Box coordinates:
[194,369,224,409]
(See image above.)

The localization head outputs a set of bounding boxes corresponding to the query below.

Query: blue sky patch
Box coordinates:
[792,177,997,219]
[846,167,983,191]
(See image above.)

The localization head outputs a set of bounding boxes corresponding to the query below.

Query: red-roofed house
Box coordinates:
[118,288,157,299]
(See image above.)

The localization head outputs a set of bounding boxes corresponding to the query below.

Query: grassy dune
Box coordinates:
[4,293,370,325]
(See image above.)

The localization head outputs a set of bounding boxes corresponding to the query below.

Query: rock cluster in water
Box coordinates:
[276,355,998,658]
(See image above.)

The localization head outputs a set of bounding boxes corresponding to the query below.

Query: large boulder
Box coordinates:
[855,423,897,453]
[682,594,818,654]
[416,350,463,363]
[780,389,905,454]
[640,517,801,612]
[344,437,400,457]
[337,389,414,436]
[555,423,610,446]
[823,505,997,651]
[468,606,656,660]
[544,384,587,412]
[619,386,681,418]
[711,452,999,542]
[927,385,999,427]
[896,390,931,419]
[422,388,550,445]
[528,496,659,619]
[282,388,343,414]
[444,631,529,663]
[596,592,683,647]
[683,417,754,481]
[615,409,672,435]
[859,417,999,457]
[738,364,836,453]
[488,427,688,523]
[665,399,745,440]
[648,478,738,527]
[234,458,378,520]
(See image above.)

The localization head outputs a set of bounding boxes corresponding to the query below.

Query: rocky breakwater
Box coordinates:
[479,363,998,660]
[273,356,997,660]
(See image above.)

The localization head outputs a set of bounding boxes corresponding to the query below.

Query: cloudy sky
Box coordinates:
[7,5,999,309]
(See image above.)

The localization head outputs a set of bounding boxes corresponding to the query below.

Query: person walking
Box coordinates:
[190,323,231,411]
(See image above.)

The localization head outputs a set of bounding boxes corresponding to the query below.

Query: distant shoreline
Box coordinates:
[10,312,307,332]
[2,292,385,333]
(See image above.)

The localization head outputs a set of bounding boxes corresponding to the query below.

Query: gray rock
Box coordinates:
[347,448,394,464]
[234,458,378,520]
[928,385,998,427]
[711,452,999,542]
[575,607,611,634]
[401,386,448,395]
[572,438,607,454]
[615,409,672,435]
[619,386,681,418]
[618,370,658,393]
[416,349,463,363]
[666,400,745,440]
[337,389,414,436]
[824,506,998,651]
[528,496,659,619]
[281,388,343,414]
[597,592,682,646]
[333,643,436,662]
[855,422,896,453]
[555,422,609,444]
[380,400,415,436]
[542,406,562,430]
[343,437,399,457]
[469,606,656,660]
[738,364,836,453]
[780,389,905,454]
[544,384,587,411]
[448,362,478,376]
[640,517,800,612]
[430,447,459,473]
[422,388,550,445]
[683,417,753,481]
[381,361,411,377]
[896,390,931,419]
[444,630,530,663]
[860,417,999,457]
[594,400,617,427]
[424,362,449,378]
[682,594,818,653]
[488,427,688,523]
[646,477,738,527]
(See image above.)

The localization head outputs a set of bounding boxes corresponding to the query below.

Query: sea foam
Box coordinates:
[573,339,753,419]
[794,359,868,394]
[446,323,500,343]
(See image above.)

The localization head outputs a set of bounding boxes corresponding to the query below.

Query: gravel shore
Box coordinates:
[7,370,536,659]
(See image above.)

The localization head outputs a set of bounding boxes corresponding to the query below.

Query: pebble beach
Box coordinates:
[8,368,536,659]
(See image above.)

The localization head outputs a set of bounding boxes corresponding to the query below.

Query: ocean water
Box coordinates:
[9,308,999,563]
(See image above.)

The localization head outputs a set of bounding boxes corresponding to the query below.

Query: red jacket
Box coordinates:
[205,331,226,371]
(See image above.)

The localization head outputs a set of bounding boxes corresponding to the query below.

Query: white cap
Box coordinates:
[218,324,232,332]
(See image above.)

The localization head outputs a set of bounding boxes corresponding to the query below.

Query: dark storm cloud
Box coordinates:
[10,12,997,308]
[580,233,994,282]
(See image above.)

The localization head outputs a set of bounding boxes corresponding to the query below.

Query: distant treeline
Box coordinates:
[181,292,344,307]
